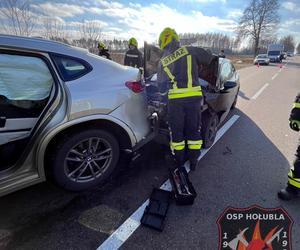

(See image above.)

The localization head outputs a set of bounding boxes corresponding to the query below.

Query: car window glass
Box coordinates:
[51,55,91,81]
[0,53,53,102]
[221,62,231,81]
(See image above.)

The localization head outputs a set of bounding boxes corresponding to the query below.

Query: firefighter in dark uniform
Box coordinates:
[278,93,300,200]
[98,42,111,60]
[157,27,215,171]
[219,49,226,58]
[124,37,143,68]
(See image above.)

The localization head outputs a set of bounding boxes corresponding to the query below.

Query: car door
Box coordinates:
[0,50,59,171]
[220,61,239,107]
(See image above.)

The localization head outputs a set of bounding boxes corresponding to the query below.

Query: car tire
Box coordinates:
[50,129,119,191]
[202,111,219,149]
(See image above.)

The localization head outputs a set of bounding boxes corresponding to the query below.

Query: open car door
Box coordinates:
[198,54,220,91]
[144,42,163,79]
[0,52,55,170]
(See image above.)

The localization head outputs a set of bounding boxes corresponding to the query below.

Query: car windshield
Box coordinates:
[268,51,280,56]
[257,55,268,58]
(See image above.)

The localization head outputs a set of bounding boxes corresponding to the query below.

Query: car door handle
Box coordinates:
[0,117,6,128]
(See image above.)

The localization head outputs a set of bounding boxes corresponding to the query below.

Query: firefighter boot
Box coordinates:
[278,185,298,201]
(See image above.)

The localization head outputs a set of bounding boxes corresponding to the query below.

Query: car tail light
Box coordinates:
[125,81,144,93]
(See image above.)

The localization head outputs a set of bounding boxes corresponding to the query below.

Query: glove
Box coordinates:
[290,120,300,131]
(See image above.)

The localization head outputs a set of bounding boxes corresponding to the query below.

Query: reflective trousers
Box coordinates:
[168,97,202,167]
[288,140,300,189]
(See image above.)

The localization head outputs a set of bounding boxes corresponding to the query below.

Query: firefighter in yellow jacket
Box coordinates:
[157,27,215,170]
[278,93,300,200]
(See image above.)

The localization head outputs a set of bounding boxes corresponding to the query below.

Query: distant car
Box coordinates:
[287,52,293,57]
[253,54,270,65]
[0,35,152,196]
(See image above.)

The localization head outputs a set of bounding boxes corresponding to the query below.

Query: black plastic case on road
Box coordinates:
[141,188,171,231]
[169,168,197,205]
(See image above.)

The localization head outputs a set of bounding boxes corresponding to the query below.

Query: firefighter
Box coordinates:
[219,49,226,58]
[157,27,215,171]
[124,37,143,68]
[278,93,300,200]
[98,42,111,60]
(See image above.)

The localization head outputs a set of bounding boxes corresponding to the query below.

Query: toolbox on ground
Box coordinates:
[169,167,197,205]
[141,188,171,231]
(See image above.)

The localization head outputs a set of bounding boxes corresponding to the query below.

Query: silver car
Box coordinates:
[253,54,270,65]
[0,35,151,196]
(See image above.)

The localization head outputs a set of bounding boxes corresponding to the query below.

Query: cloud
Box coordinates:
[226,9,243,19]
[68,19,108,28]
[194,0,226,2]
[282,1,300,12]
[102,3,236,43]
[32,3,85,17]
[279,19,300,44]
[178,0,226,3]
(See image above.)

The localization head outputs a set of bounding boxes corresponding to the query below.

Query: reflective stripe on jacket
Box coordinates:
[290,93,300,122]
[157,43,214,100]
[124,48,143,68]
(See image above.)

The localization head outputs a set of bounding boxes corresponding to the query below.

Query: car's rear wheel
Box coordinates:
[50,129,119,191]
[202,111,219,149]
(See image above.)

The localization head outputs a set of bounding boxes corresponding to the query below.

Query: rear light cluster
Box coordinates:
[125,81,144,93]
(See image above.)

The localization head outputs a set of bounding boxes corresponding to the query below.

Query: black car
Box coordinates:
[144,44,240,148]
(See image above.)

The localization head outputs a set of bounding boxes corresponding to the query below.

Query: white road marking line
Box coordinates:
[97,115,240,250]
[252,83,269,100]
[271,73,278,80]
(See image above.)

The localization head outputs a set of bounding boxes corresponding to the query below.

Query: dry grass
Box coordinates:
[227,55,254,70]
[111,53,125,64]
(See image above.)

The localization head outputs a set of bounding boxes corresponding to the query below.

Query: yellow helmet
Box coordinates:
[128,37,138,47]
[158,27,179,50]
[98,42,106,49]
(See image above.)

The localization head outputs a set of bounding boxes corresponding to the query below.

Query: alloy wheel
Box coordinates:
[64,137,112,183]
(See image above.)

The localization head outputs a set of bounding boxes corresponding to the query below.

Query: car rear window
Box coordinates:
[51,54,92,81]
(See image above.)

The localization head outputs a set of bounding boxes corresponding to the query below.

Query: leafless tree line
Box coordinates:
[180,32,238,53]
[1,0,298,55]
[0,0,35,36]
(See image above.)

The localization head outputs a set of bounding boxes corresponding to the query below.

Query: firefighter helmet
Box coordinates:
[128,37,138,47]
[158,27,179,50]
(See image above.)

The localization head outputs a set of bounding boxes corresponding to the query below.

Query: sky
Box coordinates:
[2,0,300,46]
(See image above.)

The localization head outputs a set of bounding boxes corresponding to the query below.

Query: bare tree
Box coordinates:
[42,17,66,40]
[78,20,103,52]
[280,35,295,52]
[237,0,280,57]
[259,36,277,53]
[79,20,102,40]
[0,0,36,36]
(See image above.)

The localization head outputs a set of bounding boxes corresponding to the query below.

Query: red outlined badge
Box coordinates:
[217,205,293,250]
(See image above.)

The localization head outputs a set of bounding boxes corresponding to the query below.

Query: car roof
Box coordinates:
[218,57,231,64]
[0,34,88,57]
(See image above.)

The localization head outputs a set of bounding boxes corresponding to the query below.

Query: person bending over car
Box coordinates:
[278,93,300,200]
[157,27,215,171]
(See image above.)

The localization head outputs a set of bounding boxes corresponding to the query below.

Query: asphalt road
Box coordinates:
[0,56,300,250]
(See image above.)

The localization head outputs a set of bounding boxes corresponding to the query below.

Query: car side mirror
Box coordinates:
[224,81,237,89]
